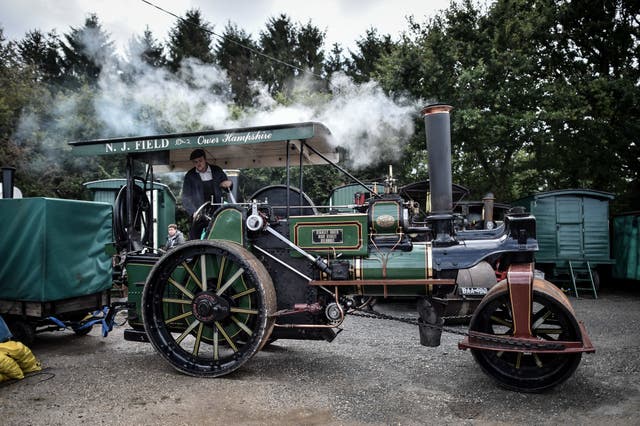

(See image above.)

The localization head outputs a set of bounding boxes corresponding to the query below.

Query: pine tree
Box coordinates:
[17,29,63,85]
[59,14,116,87]
[167,9,215,72]
[215,22,257,106]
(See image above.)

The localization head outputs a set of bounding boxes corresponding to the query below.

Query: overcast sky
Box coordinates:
[0,0,453,55]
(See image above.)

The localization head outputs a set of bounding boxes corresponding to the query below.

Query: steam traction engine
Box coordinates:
[70,104,594,392]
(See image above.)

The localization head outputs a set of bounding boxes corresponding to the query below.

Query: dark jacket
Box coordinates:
[181,164,228,216]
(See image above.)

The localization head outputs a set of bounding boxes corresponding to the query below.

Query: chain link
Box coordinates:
[348,308,470,337]
[347,307,566,351]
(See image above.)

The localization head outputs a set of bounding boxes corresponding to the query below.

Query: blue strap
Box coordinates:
[46,316,67,329]
[49,306,116,337]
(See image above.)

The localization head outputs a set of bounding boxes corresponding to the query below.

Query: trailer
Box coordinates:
[0,196,116,344]
[68,105,595,392]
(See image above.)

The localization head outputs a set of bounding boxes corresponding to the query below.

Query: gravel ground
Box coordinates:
[1,285,639,425]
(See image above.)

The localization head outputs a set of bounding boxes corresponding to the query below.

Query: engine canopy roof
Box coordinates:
[69,122,338,170]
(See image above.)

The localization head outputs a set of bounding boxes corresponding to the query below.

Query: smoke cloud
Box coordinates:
[18,36,420,169]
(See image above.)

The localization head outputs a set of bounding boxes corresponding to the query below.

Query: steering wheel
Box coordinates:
[192,201,217,225]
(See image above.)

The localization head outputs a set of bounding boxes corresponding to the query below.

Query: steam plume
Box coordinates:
[18,38,420,169]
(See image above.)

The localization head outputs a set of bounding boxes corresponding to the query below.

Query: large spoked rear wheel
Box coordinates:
[469,283,582,392]
[141,240,276,377]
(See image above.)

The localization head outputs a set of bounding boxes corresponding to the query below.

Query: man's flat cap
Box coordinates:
[190,148,206,160]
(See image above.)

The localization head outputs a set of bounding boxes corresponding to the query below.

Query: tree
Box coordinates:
[257,14,299,96]
[324,42,347,78]
[215,22,257,106]
[347,28,395,83]
[378,0,540,200]
[167,9,215,72]
[127,26,166,68]
[538,0,640,210]
[17,30,63,85]
[59,14,116,87]
[255,14,328,98]
[296,21,326,78]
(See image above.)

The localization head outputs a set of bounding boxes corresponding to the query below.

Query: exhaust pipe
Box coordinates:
[482,192,495,229]
[1,166,16,199]
[422,104,456,246]
[423,104,453,214]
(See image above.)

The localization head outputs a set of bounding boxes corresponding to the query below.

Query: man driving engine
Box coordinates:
[182,148,232,239]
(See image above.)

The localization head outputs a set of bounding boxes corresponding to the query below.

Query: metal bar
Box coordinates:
[265,226,316,262]
[147,164,154,248]
[459,329,596,354]
[309,279,456,286]
[253,245,312,281]
[126,156,134,251]
[299,139,304,209]
[286,140,290,218]
[305,142,381,198]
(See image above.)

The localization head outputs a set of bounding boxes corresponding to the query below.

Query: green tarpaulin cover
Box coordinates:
[0,198,113,302]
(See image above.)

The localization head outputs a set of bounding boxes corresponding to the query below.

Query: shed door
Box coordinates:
[556,197,583,258]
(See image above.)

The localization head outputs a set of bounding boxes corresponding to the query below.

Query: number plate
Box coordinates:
[460,287,488,296]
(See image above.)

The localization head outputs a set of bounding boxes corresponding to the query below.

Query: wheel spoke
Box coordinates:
[515,352,522,369]
[231,288,256,300]
[532,307,552,329]
[193,323,204,356]
[533,327,562,335]
[216,268,245,296]
[533,353,543,368]
[175,319,201,344]
[165,311,193,324]
[490,314,513,328]
[182,261,204,291]
[200,255,208,291]
[168,277,195,299]
[216,257,227,290]
[230,307,259,315]
[215,321,238,352]
[231,315,254,336]
[162,298,191,305]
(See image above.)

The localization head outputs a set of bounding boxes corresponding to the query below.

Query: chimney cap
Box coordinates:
[421,104,453,116]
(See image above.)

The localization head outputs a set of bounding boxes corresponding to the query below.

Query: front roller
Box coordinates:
[460,265,594,392]
[141,240,277,377]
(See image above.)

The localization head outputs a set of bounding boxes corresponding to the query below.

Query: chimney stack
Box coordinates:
[422,104,456,245]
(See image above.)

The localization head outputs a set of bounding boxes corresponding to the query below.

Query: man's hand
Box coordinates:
[220,180,232,189]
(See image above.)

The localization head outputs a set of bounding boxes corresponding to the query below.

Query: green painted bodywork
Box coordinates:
[125,258,157,328]
[289,214,368,256]
[207,208,244,245]
[329,244,432,296]
[370,200,401,234]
